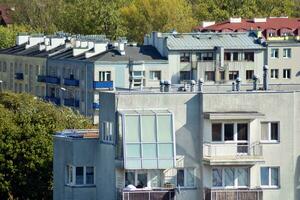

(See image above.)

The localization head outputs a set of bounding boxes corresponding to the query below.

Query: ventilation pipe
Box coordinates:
[232,82,236,91]
[198,79,204,92]
[263,65,269,90]
[160,80,165,92]
[190,80,196,92]
[164,80,171,92]
[252,75,258,90]
[235,77,241,91]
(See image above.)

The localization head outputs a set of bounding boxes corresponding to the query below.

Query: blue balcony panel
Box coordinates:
[93,81,113,89]
[15,73,24,80]
[64,98,80,107]
[37,75,47,82]
[44,96,61,105]
[93,102,100,109]
[45,76,60,84]
[64,78,80,87]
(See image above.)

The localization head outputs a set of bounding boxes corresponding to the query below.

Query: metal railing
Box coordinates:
[205,188,263,200]
[120,189,176,200]
[203,143,262,158]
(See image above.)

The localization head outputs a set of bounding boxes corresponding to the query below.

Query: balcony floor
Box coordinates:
[203,155,264,166]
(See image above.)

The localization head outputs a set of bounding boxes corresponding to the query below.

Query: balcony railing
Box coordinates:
[37,75,47,82]
[205,188,263,200]
[44,96,60,105]
[15,73,24,80]
[120,189,176,200]
[64,98,80,107]
[45,76,60,84]
[93,81,113,89]
[203,143,262,158]
[64,78,80,87]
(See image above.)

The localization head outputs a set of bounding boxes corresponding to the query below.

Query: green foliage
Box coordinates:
[0,92,92,199]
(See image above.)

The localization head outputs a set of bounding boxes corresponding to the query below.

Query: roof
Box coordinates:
[167,32,263,50]
[0,5,13,25]
[195,18,300,38]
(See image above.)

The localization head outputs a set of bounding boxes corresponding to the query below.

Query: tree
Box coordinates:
[0,92,92,199]
[120,0,197,43]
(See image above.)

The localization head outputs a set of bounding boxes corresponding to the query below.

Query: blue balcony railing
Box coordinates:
[64,78,80,87]
[37,75,47,82]
[64,98,80,107]
[93,102,100,109]
[44,96,61,105]
[15,73,24,80]
[45,76,60,84]
[93,81,113,89]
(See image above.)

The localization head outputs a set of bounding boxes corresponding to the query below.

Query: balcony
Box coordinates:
[93,81,113,89]
[64,78,80,87]
[203,143,264,165]
[44,96,60,105]
[120,189,175,200]
[64,98,80,107]
[37,75,47,82]
[93,102,100,109]
[205,188,263,200]
[45,76,60,84]
[15,73,24,80]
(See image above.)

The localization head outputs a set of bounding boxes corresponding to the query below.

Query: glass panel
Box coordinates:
[212,123,222,141]
[271,168,279,186]
[149,170,161,187]
[126,159,142,169]
[75,167,84,185]
[142,144,157,158]
[271,123,279,140]
[125,171,135,186]
[157,115,173,142]
[237,168,249,186]
[237,123,248,141]
[158,144,173,158]
[177,169,184,186]
[142,160,157,169]
[141,115,156,142]
[261,167,269,186]
[137,173,148,188]
[224,124,234,141]
[125,115,140,142]
[224,168,234,186]
[186,168,195,187]
[158,160,173,169]
[261,122,269,140]
[212,168,222,187]
[86,167,94,184]
[126,144,141,157]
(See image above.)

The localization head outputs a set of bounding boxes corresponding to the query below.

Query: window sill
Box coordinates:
[260,141,280,144]
[65,184,96,188]
[260,186,280,190]
[177,186,197,190]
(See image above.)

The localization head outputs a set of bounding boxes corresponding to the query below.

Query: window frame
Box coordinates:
[149,70,161,81]
[66,165,95,186]
[99,71,111,82]
[260,122,280,143]
[229,71,239,81]
[260,167,280,188]
[283,48,291,58]
[176,168,196,188]
[246,70,254,80]
[180,53,190,62]
[283,69,291,79]
[270,48,279,58]
[270,69,279,79]
[211,122,249,143]
[100,121,114,143]
[205,71,215,82]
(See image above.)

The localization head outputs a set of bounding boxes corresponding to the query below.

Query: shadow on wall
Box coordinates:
[295,156,300,200]
[296,71,300,77]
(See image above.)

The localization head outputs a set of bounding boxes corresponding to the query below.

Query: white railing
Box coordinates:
[203,143,262,158]
[121,189,176,200]
[205,188,263,200]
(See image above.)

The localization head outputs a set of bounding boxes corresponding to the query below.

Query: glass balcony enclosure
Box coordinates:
[118,110,176,170]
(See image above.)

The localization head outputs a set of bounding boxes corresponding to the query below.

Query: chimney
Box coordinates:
[229,17,242,23]
[263,65,269,90]
[25,35,45,49]
[235,77,241,91]
[72,40,94,56]
[117,38,127,56]
[202,21,215,28]
[198,79,204,92]
[16,34,29,45]
[164,80,171,92]
[160,80,164,92]
[253,18,267,23]
[85,41,108,58]
[252,75,259,90]
[45,37,66,51]
[190,80,196,92]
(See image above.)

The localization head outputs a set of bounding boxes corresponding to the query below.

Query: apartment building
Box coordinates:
[53,80,300,200]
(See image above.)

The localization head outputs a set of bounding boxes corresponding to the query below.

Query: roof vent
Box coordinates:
[202,21,215,28]
[229,17,242,23]
[253,18,267,23]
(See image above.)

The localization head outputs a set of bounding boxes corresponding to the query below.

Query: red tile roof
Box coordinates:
[0,5,13,25]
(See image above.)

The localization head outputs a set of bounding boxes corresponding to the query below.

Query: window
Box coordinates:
[101,121,113,142]
[180,71,191,81]
[211,122,249,142]
[271,49,279,58]
[246,70,254,80]
[180,53,190,62]
[261,122,279,142]
[229,71,239,80]
[197,52,213,61]
[205,71,215,81]
[220,71,225,80]
[224,52,231,61]
[283,48,291,58]
[132,71,145,77]
[125,170,161,188]
[212,168,249,188]
[25,64,28,75]
[99,71,111,81]
[66,165,95,186]
[149,71,161,80]
[283,69,291,79]
[224,124,234,141]
[244,52,254,61]
[260,167,279,188]
[233,52,239,61]
[212,123,222,141]
[270,69,279,79]
[3,62,6,72]
[177,168,195,188]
